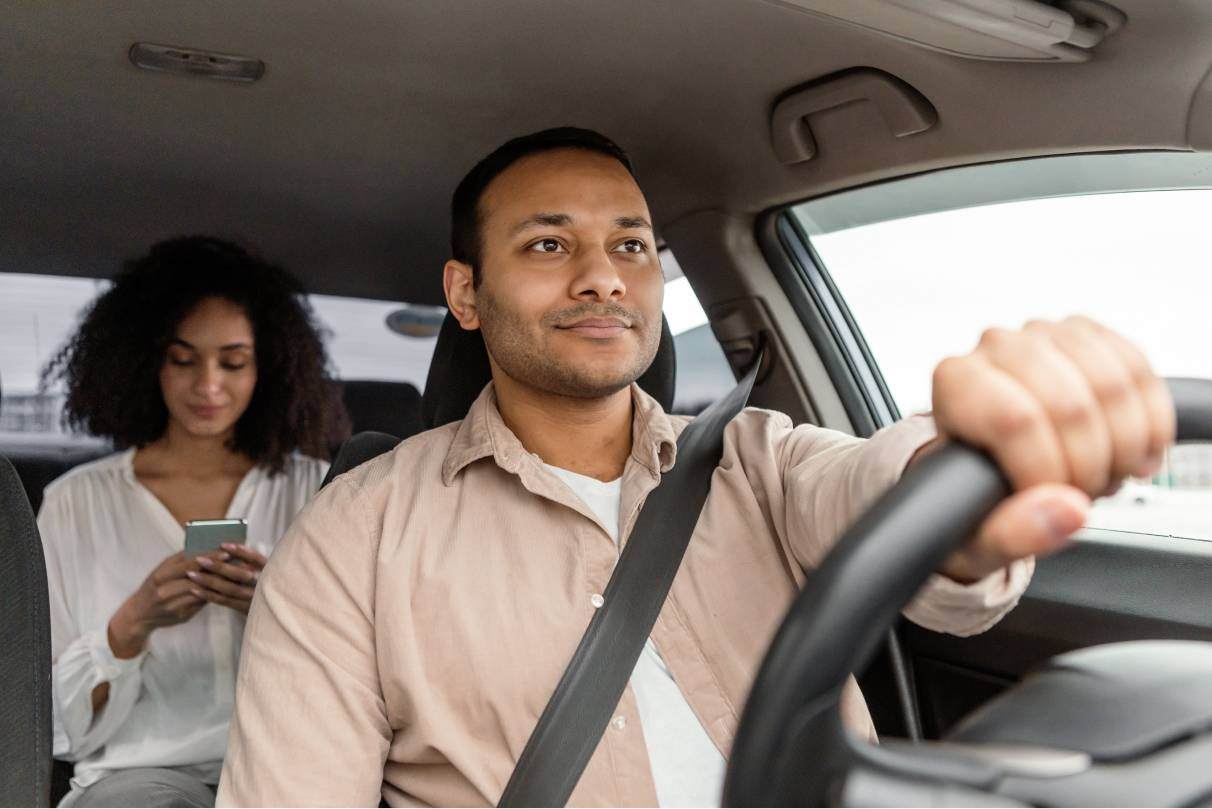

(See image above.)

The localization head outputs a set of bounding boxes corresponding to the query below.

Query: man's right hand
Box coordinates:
[108,551,213,658]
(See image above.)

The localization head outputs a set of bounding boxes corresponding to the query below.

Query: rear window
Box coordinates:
[2,260,735,436]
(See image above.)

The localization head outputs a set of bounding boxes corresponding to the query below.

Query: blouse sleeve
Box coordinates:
[38,484,148,760]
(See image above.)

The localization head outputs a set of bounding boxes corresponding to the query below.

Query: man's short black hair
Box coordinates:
[450,127,636,286]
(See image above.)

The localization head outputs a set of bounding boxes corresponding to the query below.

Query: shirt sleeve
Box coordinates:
[38,486,149,760]
[766,412,1033,637]
[217,476,390,807]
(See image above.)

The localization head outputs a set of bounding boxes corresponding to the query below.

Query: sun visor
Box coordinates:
[768,0,1125,63]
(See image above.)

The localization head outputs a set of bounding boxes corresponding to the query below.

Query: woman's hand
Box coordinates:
[186,543,269,615]
[929,316,1175,583]
[108,552,207,658]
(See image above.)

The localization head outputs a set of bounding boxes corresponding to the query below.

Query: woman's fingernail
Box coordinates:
[187,571,200,580]
[197,557,213,568]
[216,552,230,561]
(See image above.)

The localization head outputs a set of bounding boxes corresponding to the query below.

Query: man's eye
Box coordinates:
[529,238,564,254]
[616,239,646,254]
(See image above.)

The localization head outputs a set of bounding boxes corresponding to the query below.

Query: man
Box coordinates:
[218,128,1173,807]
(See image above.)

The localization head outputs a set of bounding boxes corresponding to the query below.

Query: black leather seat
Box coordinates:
[0,455,53,806]
[340,380,423,439]
[5,440,110,517]
[322,314,677,486]
[420,312,676,429]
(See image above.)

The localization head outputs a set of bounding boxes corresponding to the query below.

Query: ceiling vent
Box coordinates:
[770,0,1126,62]
[129,43,265,82]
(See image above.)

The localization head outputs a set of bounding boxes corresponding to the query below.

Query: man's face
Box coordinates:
[462,148,664,399]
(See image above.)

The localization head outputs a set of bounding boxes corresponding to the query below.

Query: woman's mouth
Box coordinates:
[189,404,225,419]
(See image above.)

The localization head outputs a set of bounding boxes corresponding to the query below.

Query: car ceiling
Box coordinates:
[4,0,1212,306]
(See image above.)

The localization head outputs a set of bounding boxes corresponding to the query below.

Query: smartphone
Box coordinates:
[184,518,247,558]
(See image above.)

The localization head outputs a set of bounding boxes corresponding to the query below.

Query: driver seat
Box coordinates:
[322,313,677,486]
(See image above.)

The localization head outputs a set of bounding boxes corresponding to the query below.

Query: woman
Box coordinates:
[38,236,346,807]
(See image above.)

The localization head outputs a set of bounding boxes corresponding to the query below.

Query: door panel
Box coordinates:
[906,528,1212,737]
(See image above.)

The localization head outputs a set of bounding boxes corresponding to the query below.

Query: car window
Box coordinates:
[2,259,735,437]
[791,164,1212,542]
[660,250,737,414]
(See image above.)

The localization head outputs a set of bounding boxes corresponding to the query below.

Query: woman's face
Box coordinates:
[159,297,258,441]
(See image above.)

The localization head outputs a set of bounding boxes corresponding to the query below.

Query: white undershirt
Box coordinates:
[543,463,727,808]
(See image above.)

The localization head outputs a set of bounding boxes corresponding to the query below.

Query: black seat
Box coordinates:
[323,314,677,487]
[420,312,676,429]
[5,440,110,516]
[340,380,423,438]
[0,455,53,806]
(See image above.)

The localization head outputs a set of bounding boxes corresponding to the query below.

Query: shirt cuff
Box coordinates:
[85,627,147,683]
[868,413,939,481]
[904,556,1035,637]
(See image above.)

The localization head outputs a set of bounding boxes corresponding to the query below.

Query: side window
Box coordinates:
[0,273,108,440]
[792,177,1212,542]
[308,295,438,389]
[660,249,736,414]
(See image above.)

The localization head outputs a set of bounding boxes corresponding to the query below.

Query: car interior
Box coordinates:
[5,0,1212,805]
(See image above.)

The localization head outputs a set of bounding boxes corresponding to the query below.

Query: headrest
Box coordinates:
[320,431,402,489]
[421,313,677,430]
[340,380,423,439]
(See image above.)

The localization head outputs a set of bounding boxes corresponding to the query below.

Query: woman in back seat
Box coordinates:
[38,236,345,808]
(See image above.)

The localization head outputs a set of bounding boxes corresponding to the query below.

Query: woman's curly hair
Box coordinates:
[41,236,346,472]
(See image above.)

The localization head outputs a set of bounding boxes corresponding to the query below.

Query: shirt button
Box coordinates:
[612,715,627,731]
[590,593,605,609]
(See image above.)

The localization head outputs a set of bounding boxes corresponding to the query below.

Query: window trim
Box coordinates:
[762,212,899,437]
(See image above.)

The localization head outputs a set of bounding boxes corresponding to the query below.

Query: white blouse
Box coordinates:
[37,448,328,790]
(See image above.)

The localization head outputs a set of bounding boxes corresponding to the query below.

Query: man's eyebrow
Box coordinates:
[510,213,572,235]
[615,215,653,230]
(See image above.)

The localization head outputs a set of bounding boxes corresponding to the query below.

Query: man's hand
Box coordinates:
[928,316,1175,583]
[187,543,268,615]
[109,552,208,658]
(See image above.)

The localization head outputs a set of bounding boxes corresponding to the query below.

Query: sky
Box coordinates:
[809,190,1212,416]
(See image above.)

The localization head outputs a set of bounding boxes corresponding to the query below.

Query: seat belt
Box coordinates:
[498,356,762,808]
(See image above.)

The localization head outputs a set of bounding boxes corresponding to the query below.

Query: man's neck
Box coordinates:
[492,375,634,482]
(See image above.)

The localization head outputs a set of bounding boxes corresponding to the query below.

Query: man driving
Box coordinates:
[218,128,1173,807]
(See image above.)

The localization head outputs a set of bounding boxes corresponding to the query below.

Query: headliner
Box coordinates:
[4,0,1212,304]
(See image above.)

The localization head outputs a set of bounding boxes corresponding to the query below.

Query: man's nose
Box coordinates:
[569,247,626,301]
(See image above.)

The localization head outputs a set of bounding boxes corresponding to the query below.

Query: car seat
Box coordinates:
[420,312,676,429]
[322,314,677,486]
[0,454,53,806]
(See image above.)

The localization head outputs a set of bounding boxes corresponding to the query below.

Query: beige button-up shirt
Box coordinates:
[218,384,1032,807]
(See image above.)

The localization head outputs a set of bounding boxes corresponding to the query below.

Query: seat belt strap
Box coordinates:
[498,356,762,808]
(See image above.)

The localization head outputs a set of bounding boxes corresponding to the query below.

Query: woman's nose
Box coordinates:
[194,363,223,396]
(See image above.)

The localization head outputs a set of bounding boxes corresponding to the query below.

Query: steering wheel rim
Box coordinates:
[722,378,1212,807]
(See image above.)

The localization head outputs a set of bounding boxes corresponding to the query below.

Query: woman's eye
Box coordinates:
[221,363,248,372]
[617,239,646,253]
[529,238,564,254]
[169,358,194,367]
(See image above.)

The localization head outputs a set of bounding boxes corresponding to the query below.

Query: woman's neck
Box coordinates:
[138,421,252,477]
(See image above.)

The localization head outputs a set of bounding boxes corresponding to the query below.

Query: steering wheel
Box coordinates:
[724,378,1212,807]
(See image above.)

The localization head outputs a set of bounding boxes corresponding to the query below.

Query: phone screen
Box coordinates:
[184,519,247,558]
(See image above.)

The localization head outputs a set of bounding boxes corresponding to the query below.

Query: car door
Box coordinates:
[763,150,1212,739]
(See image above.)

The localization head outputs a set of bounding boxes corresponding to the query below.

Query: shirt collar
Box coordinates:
[441,381,679,486]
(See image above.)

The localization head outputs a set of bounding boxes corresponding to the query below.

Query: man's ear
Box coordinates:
[443,260,480,330]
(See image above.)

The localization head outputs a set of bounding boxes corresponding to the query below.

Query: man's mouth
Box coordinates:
[556,317,631,338]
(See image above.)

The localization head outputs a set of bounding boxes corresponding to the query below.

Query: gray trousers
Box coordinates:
[59,768,215,808]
